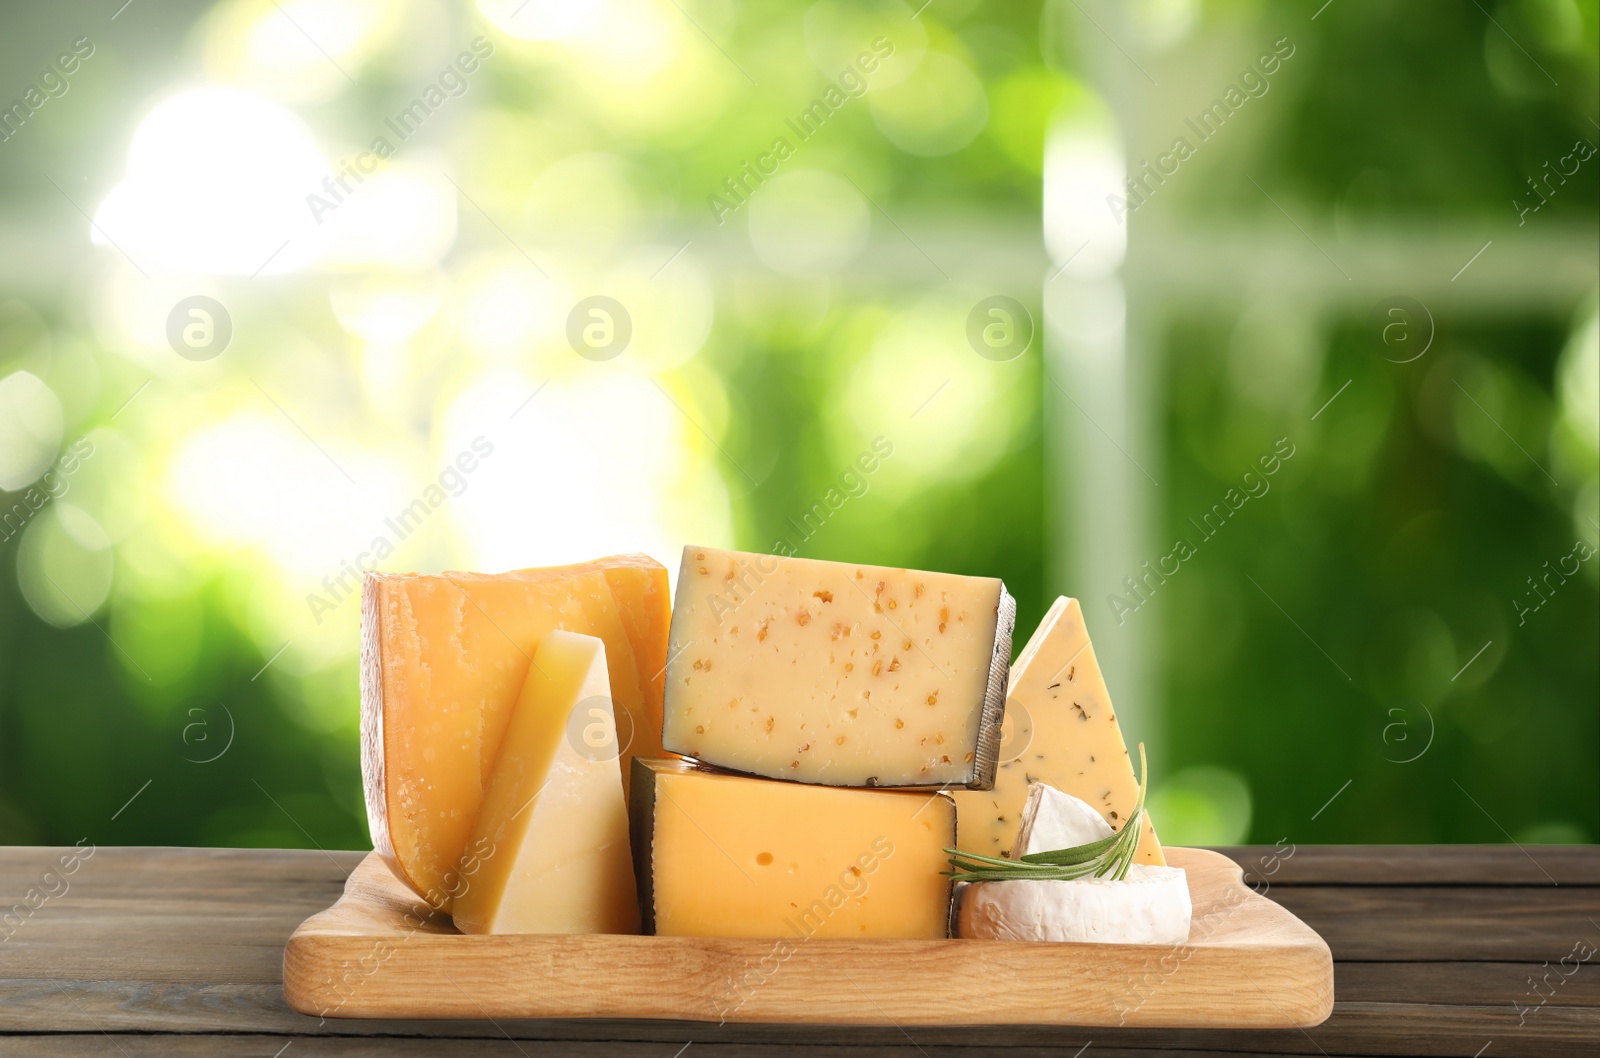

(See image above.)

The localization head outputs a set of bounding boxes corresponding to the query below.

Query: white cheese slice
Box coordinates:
[957,865,1192,944]
[1013,782,1113,858]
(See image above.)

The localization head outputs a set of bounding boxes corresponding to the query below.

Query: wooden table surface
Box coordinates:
[0,845,1594,1057]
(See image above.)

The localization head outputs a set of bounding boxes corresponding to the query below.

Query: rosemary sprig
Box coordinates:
[944,743,1149,883]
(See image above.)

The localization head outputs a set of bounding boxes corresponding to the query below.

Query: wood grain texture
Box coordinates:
[17,1036,1575,1058]
[283,848,1334,1027]
[1264,885,1600,961]
[1212,843,1595,886]
[1,845,1595,1056]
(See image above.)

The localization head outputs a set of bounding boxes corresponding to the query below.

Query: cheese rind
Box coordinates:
[630,757,955,939]
[451,632,640,935]
[360,555,669,909]
[957,865,1192,944]
[662,546,1016,788]
[953,597,1164,864]
[599,562,673,758]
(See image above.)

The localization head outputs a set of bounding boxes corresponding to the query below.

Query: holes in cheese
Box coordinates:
[662,546,1016,788]
[629,757,956,939]
[952,597,1165,864]
[360,555,669,910]
[452,632,640,935]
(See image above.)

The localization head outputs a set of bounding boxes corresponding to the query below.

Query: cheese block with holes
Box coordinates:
[629,757,955,939]
[952,596,1164,863]
[360,556,669,910]
[662,546,1016,788]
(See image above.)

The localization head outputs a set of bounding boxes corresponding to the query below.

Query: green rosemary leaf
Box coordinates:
[1018,830,1120,865]
[944,742,1153,885]
[942,847,1028,869]
[947,865,1102,882]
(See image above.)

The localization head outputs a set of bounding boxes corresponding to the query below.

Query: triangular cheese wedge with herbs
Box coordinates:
[953,596,1165,863]
[360,555,669,910]
[452,632,640,935]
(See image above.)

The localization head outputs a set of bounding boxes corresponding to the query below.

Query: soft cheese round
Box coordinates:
[957,865,1192,945]
[1014,783,1115,858]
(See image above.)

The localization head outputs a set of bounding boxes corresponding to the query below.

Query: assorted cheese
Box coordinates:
[359,546,1191,947]
[360,555,668,910]
[629,757,954,939]
[452,632,639,935]
[958,864,1192,944]
[1014,781,1117,856]
[953,596,1165,864]
[662,546,1016,788]
[957,782,1191,945]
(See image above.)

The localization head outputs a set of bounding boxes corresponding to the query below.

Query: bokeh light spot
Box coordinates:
[747,169,870,277]
[17,504,115,628]
[1146,766,1254,846]
[0,371,64,492]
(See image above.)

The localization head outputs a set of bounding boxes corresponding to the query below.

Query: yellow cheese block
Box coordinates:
[452,632,640,935]
[360,555,669,909]
[630,758,955,939]
[662,546,1016,788]
[952,597,1165,864]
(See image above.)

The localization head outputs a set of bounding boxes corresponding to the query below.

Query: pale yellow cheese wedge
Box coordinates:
[952,597,1164,864]
[630,757,955,939]
[663,545,1015,788]
[452,632,640,935]
[360,555,670,910]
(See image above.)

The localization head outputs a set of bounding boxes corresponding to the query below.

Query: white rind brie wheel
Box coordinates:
[957,865,1193,945]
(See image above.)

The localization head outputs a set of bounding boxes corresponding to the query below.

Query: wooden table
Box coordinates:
[1,845,1594,1056]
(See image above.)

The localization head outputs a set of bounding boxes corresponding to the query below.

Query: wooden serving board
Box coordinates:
[284,847,1332,1028]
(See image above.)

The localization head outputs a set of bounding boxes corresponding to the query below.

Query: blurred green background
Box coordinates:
[0,0,1594,852]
